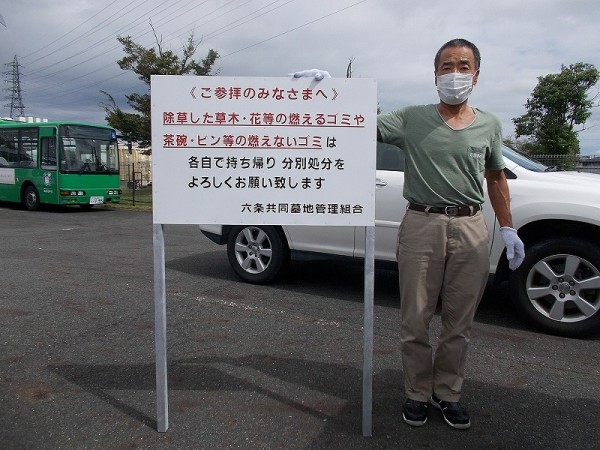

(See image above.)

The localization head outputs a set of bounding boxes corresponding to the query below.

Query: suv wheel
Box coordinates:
[509,238,600,337]
[226,225,290,284]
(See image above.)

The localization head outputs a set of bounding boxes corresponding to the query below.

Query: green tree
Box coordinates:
[512,63,599,155]
[102,27,218,149]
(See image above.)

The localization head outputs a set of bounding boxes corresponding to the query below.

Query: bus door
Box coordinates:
[39,128,59,204]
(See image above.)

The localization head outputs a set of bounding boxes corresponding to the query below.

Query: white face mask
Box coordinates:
[436,73,474,105]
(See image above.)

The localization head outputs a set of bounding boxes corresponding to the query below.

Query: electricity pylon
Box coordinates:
[4,55,25,117]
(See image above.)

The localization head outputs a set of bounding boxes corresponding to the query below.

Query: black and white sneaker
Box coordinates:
[402,399,429,427]
[430,395,471,429]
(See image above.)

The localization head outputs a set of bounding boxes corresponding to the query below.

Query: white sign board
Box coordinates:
[0,168,15,184]
[151,76,377,225]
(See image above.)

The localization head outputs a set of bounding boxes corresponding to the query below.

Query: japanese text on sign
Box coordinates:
[151,76,377,226]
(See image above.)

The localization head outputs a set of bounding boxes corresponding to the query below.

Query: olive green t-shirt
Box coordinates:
[377,104,505,206]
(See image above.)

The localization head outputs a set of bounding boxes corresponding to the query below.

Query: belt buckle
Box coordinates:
[444,206,459,215]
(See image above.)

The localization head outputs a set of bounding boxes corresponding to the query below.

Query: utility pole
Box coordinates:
[4,55,26,117]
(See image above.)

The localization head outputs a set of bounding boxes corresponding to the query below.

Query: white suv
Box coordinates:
[200,144,600,338]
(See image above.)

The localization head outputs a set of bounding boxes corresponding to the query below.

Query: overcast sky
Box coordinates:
[2,0,600,154]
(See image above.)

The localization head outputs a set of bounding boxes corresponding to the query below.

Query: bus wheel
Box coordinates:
[22,185,40,211]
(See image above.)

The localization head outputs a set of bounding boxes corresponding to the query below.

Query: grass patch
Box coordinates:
[117,186,153,211]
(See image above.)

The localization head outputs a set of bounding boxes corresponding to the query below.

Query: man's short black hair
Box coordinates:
[434,38,481,72]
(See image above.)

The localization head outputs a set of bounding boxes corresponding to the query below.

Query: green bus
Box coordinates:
[0,118,121,210]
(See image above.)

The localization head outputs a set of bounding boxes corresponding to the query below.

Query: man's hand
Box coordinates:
[289,69,331,81]
[500,226,525,270]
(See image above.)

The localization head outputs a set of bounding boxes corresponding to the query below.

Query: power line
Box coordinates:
[21,0,124,61]
[23,0,167,75]
[221,0,368,58]
[22,0,285,88]
[15,1,371,114]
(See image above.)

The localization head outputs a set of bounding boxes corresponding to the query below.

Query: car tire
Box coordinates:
[226,225,290,284]
[509,238,600,337]
[22,185,40,211]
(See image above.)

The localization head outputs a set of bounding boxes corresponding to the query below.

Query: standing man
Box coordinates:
[377,38,524,429]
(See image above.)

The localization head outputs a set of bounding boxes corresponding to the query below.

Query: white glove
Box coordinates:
[500,226,525,270]
[289,69,331,81]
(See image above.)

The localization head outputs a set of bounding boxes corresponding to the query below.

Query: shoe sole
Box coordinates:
[429,399,471,430]
[402,413,427,427]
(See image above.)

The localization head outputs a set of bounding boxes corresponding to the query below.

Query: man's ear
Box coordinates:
[473,70,480,86]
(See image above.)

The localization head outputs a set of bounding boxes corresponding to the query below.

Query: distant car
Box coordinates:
[200,144,600,338]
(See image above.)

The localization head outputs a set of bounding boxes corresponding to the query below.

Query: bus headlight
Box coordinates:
[60,190,86,196]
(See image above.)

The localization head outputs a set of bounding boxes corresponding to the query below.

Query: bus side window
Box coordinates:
[0,131,18,164]
[18,146,34,166]
[41,137,57,170]
[0,140,9,166]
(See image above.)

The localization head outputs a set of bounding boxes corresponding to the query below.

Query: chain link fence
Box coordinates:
[120,162,152,205]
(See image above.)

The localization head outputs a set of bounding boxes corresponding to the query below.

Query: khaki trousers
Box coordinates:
[397,209,489,402]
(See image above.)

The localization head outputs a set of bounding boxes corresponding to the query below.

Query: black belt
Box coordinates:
[408,203,481,216]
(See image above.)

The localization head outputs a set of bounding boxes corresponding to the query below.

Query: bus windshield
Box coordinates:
[60,125,118,174]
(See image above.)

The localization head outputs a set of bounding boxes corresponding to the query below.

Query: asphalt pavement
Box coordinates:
[1,204,599,449]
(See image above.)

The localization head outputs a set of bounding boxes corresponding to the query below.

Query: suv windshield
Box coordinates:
[502,145,548,172]
[59,125,118,174]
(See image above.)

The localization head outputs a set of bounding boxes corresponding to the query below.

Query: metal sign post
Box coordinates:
[153,224,169,432]
[362,225,375,436]
[152,228,376,435]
